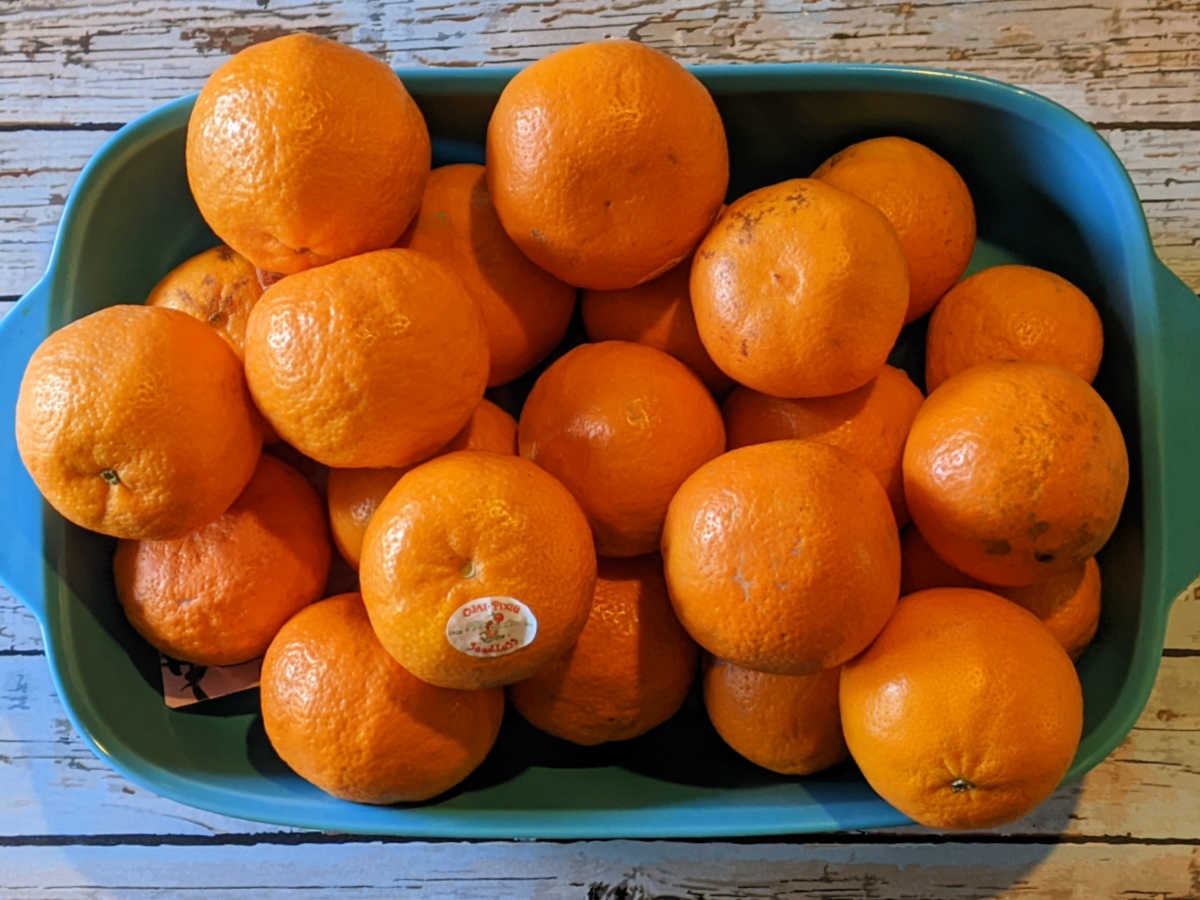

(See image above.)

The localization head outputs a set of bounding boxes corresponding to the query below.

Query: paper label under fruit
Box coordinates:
[445,596,538,658]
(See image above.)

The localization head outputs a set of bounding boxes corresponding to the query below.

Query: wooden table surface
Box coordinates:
[1,2,1197,897]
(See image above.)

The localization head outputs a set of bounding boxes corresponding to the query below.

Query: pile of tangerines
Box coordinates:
[15,34,1127,830]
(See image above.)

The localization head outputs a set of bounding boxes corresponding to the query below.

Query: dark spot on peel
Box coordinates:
[823,149,848,170]
[216,245,234,262]
[604,200,611,208]
[1035,551,1056,563]
[1029,520,1050,539]
[731,209,766,245]
[740,339,749,358]
[984,539,1011,556]
[667,152,679,165]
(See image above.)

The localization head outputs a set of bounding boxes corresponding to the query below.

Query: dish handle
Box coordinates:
[0,276,51,623]
[1153,259,1200,609]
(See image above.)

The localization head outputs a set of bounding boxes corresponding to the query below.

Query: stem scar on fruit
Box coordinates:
[100,468,120,485]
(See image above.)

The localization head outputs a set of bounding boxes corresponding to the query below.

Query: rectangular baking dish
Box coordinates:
[1,64,1196,837]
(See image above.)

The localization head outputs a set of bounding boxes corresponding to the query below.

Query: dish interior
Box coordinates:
[12,69,1164,836]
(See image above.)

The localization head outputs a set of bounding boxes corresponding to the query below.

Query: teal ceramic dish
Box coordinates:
[1,64,1197,838]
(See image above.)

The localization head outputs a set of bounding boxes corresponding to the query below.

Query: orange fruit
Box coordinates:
[703,660,846,775]
[145,244,280,444]
[999,558,1102,661]
[900,526,984,594]
[662,440,900,675]
[812,135,975,322]
[243,248,488,468]
[264,441,329,499]
[401,164,577,387]
[581,256,733,394]
[261,593,504,804]
[840,588,1084,829]
[508,555,698,745]
[486,40,728,290]
[327,400,518,569]
[691,179,909,398]
[925,265,1104,391]
[518,341,725,557]
[440,398,518,455]
[360,451,597,690]
[15,305,261,540]
[327,467,407,571]
[903,361,1128,586]
[113,454,329,665]
[145,245,263,358]
[722,365,923,525]
[186,33,430,275]
[901,528,1102,659]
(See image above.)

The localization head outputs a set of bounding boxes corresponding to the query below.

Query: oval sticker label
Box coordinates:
[445,596,538,658]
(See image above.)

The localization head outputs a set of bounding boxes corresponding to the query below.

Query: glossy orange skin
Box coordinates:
[359,452,597,690]
[260,593,505,804]
[518,341,726,558]
[691,179,909,398]
[186,33,430,275]
[581,256,733,394]
[925,265,1104,391]
[662,440,901,675]
[401,164,576,387]
[903,361,1128,586]
[812,136,976,323]
[723,365,923,525]
[840,588,1084,829]
[486,40,728,290]
[113,455,330,666]
[15,305,262,540]
[703,660,846,775]
[244,249,489,469]
[327,467,408,571]
[145,245,263,358]
[509,554,698,746]
[327,400,518,569]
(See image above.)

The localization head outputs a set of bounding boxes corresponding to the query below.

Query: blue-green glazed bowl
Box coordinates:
[1,64,1196,837]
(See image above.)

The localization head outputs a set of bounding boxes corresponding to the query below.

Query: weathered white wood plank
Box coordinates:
[1,0,1197,125]
[1098,127,1200,289]
[1,649,1196,839]
[0,654,295,837]
[0,125,1196,296]
[0,840,1197,899]
[0,586,41,654]
[0,128,112,297]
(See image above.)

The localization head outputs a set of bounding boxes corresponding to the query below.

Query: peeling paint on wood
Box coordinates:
[0,0,1198,124]
[0,841,1198,898]
[1,1,1197,893]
